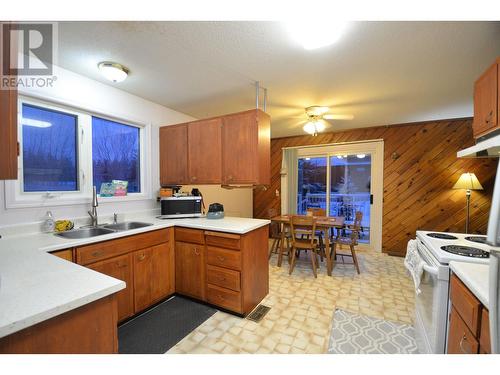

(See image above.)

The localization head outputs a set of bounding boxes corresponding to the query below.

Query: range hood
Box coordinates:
[457,133,500,158]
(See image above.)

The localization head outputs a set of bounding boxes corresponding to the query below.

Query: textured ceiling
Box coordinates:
[56,21,500,138]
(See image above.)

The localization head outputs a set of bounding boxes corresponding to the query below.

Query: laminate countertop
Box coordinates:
[449,261,490,308]
[0,214,270,339]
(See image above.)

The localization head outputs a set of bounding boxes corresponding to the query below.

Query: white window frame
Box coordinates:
[4,95,151,208]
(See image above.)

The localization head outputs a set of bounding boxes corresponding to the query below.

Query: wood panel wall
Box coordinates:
[253,118,498,256]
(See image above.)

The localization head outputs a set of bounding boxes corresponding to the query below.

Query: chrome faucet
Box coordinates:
[88,186,99,227]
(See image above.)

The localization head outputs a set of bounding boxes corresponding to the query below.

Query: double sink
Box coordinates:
[55,222,153,239]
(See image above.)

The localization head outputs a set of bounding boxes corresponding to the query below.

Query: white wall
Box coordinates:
[0,64,253,227]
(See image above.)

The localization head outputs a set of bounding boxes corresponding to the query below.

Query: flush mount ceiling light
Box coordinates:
[98,61,129,83]
[285,21,349,50]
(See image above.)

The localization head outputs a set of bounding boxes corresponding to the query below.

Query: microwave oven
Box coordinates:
[159,196,203,218]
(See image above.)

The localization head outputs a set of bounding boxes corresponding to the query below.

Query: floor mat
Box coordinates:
[328,309,418,354]
[118,296,217,354]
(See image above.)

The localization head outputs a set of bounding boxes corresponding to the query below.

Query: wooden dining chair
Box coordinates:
[331,211,362,274]
[289,215,320,278]
[306,208,326,262]
[267,208,292,266]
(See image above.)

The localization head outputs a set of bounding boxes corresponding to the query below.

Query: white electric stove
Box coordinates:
[413,230,490,354]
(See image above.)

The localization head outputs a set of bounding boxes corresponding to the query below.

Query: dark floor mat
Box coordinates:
[118,296,217,354]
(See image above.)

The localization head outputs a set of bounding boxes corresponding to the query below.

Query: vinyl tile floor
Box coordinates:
[167,243,415,354]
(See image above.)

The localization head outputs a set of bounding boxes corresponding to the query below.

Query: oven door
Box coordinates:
[414,239,450,354]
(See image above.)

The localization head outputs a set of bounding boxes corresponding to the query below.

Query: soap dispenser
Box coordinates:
[42,211,55,233]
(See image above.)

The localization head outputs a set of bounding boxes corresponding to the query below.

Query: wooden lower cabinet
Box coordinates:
[447,274,490,354]
[448,307,479,354]
[78,228,174,322]
[133,242,175,313]
[87,254,134,322]
[175,240,206,301]
[0,295,118,354]
[175,225,269,315]
[50,249,74,262]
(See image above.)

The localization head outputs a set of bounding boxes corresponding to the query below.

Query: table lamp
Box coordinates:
[453,172,483,233]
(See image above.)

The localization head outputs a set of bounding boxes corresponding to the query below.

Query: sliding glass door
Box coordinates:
[297,156,327,214]
[329,154,371,243]
[292,141,383,251]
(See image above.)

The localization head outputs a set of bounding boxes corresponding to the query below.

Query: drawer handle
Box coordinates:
[217,275,226,281]
[217,255,225,262]
[138,254,146,261]
[217,294,225,300]
[194,248,200,255]
[459,334,472,354]
[92,250,103,257]
[116,262,127,268]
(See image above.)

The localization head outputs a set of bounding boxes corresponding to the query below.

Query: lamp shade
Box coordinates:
[453,173,483,190]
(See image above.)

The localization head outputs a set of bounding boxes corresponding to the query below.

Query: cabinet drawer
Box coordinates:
[206,246,241,270]
[480,308,491,354]
[207,265,241,292]
[175,227,205,244]
[76,229,169,265]
[448,307,479,354]
[205,231,240,250]
[450,274,481,335]
[207,284,242,313]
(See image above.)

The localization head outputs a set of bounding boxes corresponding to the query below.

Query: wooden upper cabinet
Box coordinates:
[187,118,222,184]
[473,59,499,139]
[221,109,270,186]
[160,124,189,185]
[0,22,18,180]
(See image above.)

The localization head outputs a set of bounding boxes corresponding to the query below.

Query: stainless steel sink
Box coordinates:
[102,222,153,231]
[55,227,116,239]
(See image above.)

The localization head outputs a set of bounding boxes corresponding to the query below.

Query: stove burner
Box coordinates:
[440,245,490,258]
[465,236,487,244]
[426,233,458,240]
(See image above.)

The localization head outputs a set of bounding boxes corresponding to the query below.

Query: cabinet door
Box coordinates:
[87,254,134,322]
[187,118,222,184]
[175,241,206,300]
[160,124,188,185]
[0,23,18,180]
[133,247,153,313]
[151,242,175,303]
[447,307,479,354]
[473,62,498,138]
[222,111,258,184]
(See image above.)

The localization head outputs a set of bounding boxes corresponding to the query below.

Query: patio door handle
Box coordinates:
[370,194,373,205]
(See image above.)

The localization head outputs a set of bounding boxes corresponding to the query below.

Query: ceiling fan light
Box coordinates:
[303,121,317,135]
[98,61,129,83]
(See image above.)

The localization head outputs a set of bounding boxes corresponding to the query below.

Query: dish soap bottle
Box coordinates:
[42,211,55,233]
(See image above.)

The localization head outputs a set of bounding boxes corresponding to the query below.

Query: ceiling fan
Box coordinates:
[302,106,354,136]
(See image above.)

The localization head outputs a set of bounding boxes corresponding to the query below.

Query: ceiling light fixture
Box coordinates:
[303,120,325,136]
[98,61,129,83]
[285,21,349,50]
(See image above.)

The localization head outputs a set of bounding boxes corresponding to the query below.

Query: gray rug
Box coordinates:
[118,296,217,354]
[328,309,418,354]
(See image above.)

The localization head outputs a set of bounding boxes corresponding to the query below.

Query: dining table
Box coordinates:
[271,215,345,276]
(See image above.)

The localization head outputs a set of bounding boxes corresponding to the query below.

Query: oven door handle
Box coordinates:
[423,263,438,276]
